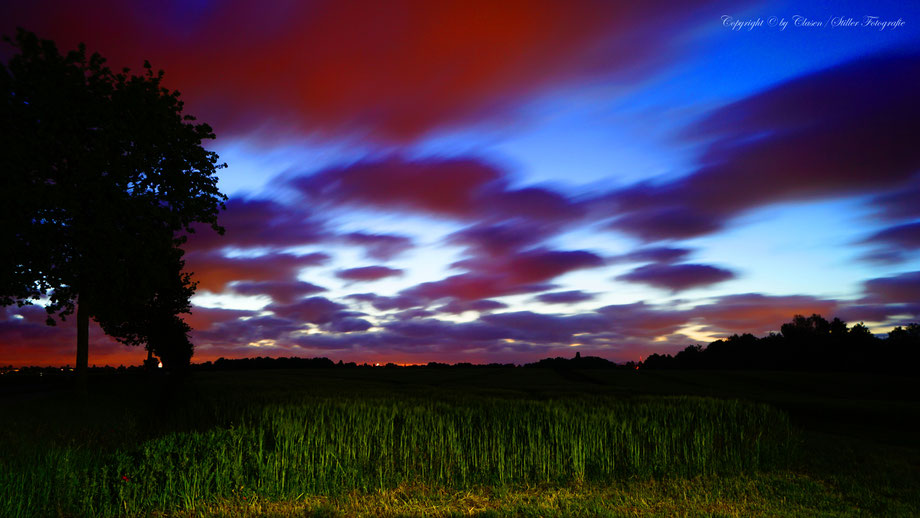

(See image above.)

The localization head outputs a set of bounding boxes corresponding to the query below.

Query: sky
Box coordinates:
[2,0,919,367]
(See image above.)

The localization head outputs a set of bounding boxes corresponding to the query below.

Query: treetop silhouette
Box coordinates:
[0,29,226,380]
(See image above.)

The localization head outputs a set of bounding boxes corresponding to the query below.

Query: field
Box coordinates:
[1,367,918,517]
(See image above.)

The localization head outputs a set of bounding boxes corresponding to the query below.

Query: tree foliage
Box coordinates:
[0,29,225,370]
[643,314,919,373]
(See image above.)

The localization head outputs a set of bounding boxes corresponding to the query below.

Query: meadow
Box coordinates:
[1,367,918,517]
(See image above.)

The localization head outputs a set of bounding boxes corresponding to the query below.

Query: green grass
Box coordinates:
[1,368,918,516]
[0,394,791,516]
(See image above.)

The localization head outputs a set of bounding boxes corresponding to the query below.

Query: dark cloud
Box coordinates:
[390,308,437,320]
[870,176,920,221]
[437,299,508,314]
[293,157,504,218]
[341,232,414,261]
[535,290,597,304]
[292,156,584,225]
[607,53,920,241]
[400,247,601,303]
[447,222,559,257]
[595,302,687,339]
[185,306,256,332]
[229,280,327,304]
[267,296,350,325]
[834,304,918,324]
[608,207,720,242]
[481,311,608,344]
[184,251,330,292]
[610,246,693,264]
[453,249,605,285]
[346,293,425,312]
[616,263,735,292]
[688,293,839,336]
[192,315,303,346]
[326,317,374,333]
[862,271,920,305]
[860,222,920,264]
[185,198,325,252]
[403,273,555,303]
[0,1,726,143]
[336,266,404,282]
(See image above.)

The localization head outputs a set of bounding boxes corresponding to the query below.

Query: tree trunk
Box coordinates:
[76,297,89,394]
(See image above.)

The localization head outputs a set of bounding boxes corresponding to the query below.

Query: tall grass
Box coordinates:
[0,395,792,517]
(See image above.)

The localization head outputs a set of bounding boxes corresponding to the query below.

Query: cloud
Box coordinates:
[340,232,414,261]
[292,157,587,230]
[325,317,374,333]
[294,157,502,218]
[607,53,920,241]
[861,271,920,305]
[436,299,508,314]
[595,302,688,339]
[870,176,920,221]
[0,1,727,143]
[402,274,555,303]
[453,249,605,285]
[480,311,609,344]
[609,246,693,264]
[616,263,735,292]
[400,248,601,303]
[192,314,303,346]
[267,296,350,325]
[229,280,327,304]
[346,293,426,312]
[185,198,325,252]
[185,306,256,332]
[688,293,839,336]
[184,251,330,292]
[833,304,916,325]
[335,266,404,282]
[859,222,920,264]
[535,290,597,304]
[447,222,561,257]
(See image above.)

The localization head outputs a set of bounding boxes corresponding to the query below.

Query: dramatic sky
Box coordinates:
[2,0,919,366]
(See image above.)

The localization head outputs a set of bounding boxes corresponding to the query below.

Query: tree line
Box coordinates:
[643,314,920,373]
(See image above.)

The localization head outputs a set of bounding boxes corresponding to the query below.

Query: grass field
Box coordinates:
[1,367,918,516]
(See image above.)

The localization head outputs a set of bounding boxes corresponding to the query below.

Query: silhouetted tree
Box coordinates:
[98,247,195,370]
[639,314,920,374]
[781,314,831,341]
[829,317,848,338]
[888,323,920,343]
[147,315,194,370]
[0,30,225,385]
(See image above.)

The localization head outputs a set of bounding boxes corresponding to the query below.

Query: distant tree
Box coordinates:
[0,30,225,384]
[674,344,704,368]
[781,314,831,340]
[829,317,849,337]
[849,322,874,340]
[888,323,920,342]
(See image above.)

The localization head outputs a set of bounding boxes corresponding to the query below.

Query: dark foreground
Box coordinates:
[2,367,918,517]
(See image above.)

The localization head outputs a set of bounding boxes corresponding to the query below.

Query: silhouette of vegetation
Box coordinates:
[0,30,225,383]
[178,316,916,374]
[2,313,916,376]
[642,314,919,373]
[523,350,630,370]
